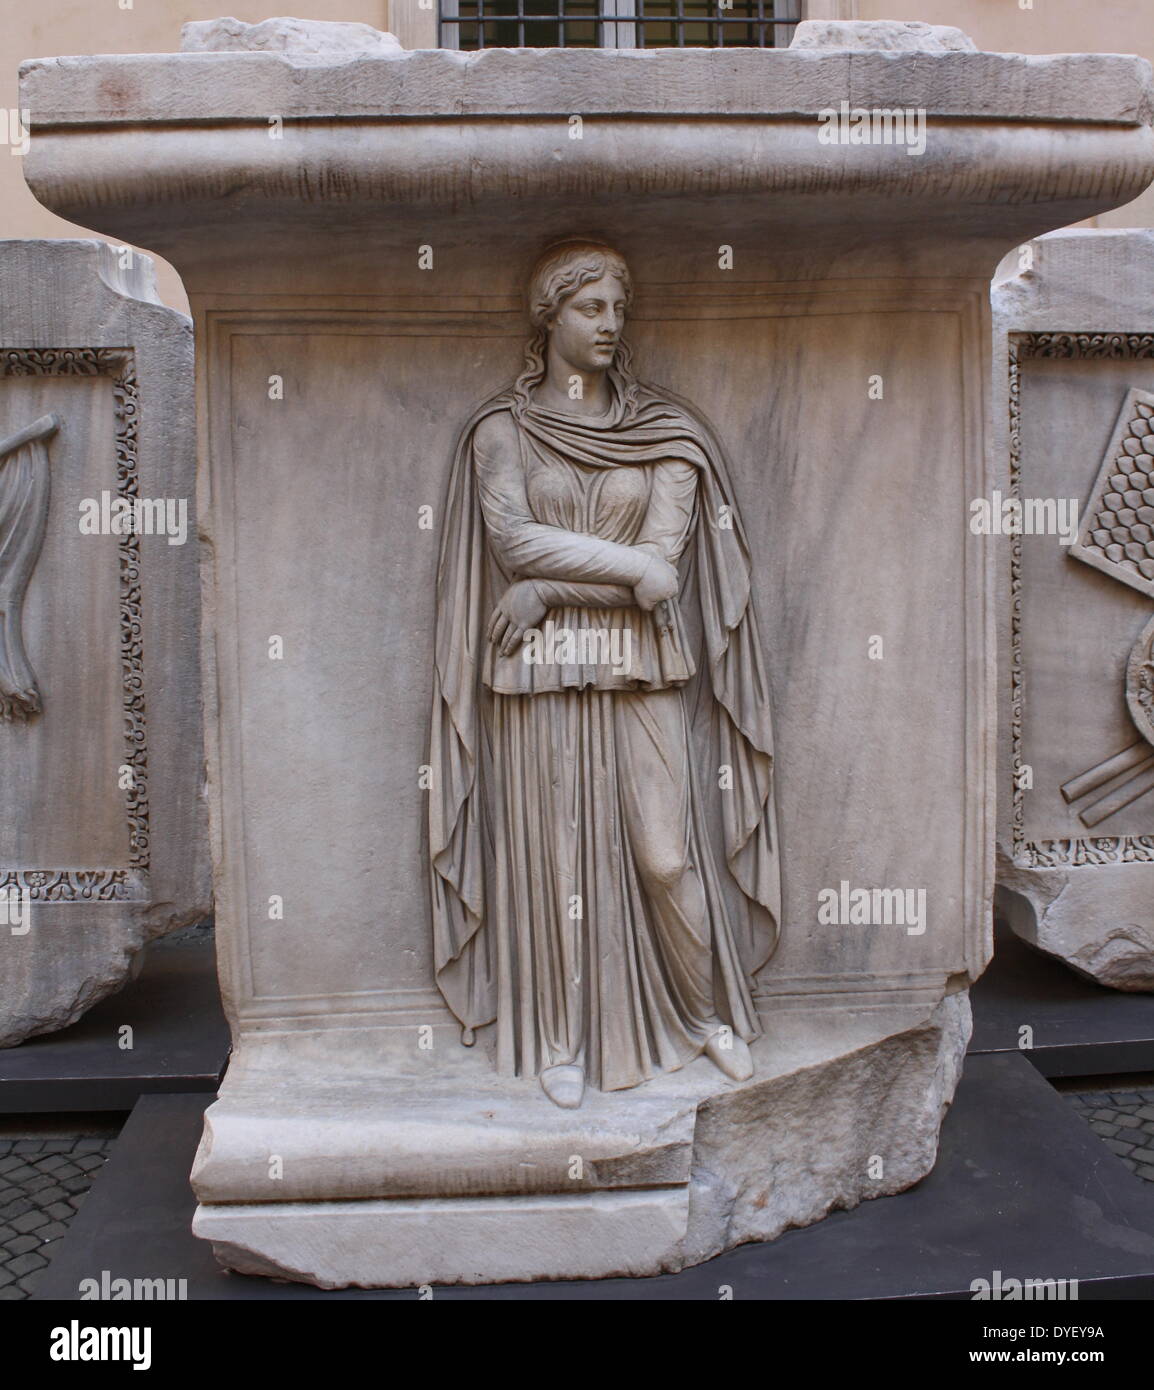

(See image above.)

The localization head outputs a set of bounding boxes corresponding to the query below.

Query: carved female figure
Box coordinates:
[430,241,780,1108]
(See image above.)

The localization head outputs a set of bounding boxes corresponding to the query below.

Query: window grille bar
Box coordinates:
[436,1,798,48]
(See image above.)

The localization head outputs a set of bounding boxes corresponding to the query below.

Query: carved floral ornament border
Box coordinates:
[1009,332,1154,870]
[0,348,149,902]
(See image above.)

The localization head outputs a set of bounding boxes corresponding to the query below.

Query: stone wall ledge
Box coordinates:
[20,125,1154,258]
[19,48,1154,127]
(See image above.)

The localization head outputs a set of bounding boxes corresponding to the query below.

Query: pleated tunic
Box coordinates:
[474,404,758,1090]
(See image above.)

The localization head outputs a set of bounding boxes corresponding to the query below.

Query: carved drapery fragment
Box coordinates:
[0,412,59,720]
[1010,338,1154,863]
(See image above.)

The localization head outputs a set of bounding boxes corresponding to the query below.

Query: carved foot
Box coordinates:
[540,1064,585,1109]
[704,1029,754,1082]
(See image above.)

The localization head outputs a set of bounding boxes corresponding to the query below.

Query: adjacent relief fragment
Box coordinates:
[995,232,1154,991]
[0,240,210,1046]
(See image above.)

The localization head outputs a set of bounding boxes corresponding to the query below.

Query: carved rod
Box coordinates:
[0,413,61,460]
[0,412,60,720]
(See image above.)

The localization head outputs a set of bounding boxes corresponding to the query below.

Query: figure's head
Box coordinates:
[527,241,633,374]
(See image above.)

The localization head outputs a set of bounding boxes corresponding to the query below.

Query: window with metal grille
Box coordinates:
[438,0,801,50]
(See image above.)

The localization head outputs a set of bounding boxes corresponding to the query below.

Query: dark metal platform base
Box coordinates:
[969,919,1154,1078]
[0,937,229,1114]
[32,1052,1154,1300]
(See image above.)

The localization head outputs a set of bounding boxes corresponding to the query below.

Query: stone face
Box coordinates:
[180,17,401,55]
[21,35,1154,1284]
[790,20,977,53]
[993,230,1154,994]
[0,239,211,1047]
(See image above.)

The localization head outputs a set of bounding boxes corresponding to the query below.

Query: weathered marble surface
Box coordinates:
[0,239,211,1046]
[180,16,401,55]
[791,20,977,53]
[194,995,969,1287]
[994,230,1154,992]
[21,23,1153,1283]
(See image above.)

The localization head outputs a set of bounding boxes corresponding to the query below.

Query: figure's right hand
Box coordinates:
[488,579,549,657]
[633,553,680,612]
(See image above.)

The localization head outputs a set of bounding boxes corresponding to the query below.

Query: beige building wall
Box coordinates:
[1,1,400,310]
[3,0,1152,310]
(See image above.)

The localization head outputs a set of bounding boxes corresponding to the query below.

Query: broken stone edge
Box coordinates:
[192,992,969,1288]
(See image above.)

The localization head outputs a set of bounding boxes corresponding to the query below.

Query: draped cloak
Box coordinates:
[429,372,781,1078]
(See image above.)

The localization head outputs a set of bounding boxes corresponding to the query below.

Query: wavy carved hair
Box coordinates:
[511,240,640,419]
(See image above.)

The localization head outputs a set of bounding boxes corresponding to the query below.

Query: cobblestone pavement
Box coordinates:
[1065,1086,1154,1183]
[0,1127,116,1300]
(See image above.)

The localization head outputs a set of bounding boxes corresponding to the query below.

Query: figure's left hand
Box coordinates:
[488,580,549,657]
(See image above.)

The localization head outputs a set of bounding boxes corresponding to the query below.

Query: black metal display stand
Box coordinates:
[27,1051,1154,1301]
[20,921,1154,1300]
[0,937,228,1114]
